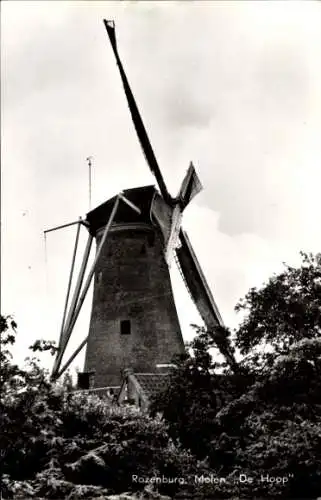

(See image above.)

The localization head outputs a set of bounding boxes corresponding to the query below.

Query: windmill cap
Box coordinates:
[86,185,156,235]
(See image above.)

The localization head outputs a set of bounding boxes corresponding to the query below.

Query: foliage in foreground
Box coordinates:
[151,252,321,498]
[1,252,321,499]
[0,319,197,498]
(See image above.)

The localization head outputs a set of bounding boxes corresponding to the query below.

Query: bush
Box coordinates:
[0,318,203,498]
[151,254,321,498]
[3,253,321,498]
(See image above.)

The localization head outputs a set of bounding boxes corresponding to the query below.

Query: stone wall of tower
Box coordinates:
[84,223,184,388]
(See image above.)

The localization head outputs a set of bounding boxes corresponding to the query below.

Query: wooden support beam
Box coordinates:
[119,193,141,214]
[56,218,81,351]
[52,195,120,379]
[52,233,93,378]
[55,335,89,379]
[44,218,88,235]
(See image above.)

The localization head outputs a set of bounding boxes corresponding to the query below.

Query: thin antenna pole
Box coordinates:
[86,156,93,211]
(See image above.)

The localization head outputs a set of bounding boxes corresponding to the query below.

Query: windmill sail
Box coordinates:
[164,205,182,265]
[164,163,203,264]
[150,191,172,244]
[175,229,224,328]
[105,20,225,329]
[177,162,202,209]
[103,20,171,205]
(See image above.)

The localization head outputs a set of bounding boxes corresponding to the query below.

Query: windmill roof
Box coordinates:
[86,185,157,235]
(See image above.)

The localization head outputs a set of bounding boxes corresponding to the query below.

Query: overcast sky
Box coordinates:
[2,1,321,372]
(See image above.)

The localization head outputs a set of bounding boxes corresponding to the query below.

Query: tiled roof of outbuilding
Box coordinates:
[134,372,170,400]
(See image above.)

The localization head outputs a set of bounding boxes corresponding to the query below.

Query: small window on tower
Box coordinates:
[120,319,131,335]
[77,372,95,390]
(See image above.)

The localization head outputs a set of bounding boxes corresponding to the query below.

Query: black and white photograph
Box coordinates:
[1,1,321,498]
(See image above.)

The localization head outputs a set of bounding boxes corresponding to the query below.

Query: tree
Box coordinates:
[152,252,321,498]
[150,327,251,461]
[235,251,321,370]
[2,251,321,498]
[214,336,321,498]
[0,316,65,483]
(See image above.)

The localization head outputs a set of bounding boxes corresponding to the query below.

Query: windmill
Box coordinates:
[50,21,227,388]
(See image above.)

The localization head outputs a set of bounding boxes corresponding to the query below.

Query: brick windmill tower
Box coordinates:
[50,21,225,393]
[83,185,185,388]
